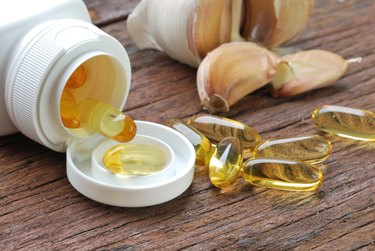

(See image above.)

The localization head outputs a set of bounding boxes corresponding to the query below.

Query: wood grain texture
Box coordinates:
[1,0,374,250]
[84,0,139,26]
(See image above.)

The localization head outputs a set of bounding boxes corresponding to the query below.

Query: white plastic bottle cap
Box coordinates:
[67,121,196,207]
[91,135,176,186]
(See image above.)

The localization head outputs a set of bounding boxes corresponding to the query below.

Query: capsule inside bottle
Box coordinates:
[254,135,332,165]
[60,62,137,142]
[60,89,81,129]
[167,119,214,166]
[188,114,261,158]
[65,65,86,89]
[242,158,323,191]
[103,144,169,175]
[209,137,243,188]
[312,105,375,141]
[77,99,136,142]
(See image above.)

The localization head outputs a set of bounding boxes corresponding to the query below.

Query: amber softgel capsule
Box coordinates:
[103,144,169,175]
[209,137,243,188]
[60,95,137,142]
[188,114,261,158]
[77,99,137,142]
[242,158,323,191]
[59,65,86,128]
[65,65,86,89]
[254,135,332,165]
[167,119,214,166]
[60,64,136,142]
[60,89,81,129]
[312,105,375,141]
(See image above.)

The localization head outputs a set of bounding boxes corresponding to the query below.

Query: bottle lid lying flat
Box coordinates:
[66,120,196,207]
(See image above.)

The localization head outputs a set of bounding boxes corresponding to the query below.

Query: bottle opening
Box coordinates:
[5,19,132,151]
[59,54,129,138]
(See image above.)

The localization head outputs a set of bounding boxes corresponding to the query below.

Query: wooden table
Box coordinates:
[1,0,374,249]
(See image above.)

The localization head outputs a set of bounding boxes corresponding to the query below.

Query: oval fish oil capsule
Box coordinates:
[188,114,261,158]
[167,119,214,166]
[60,89,81,128]
[312,105,375,141]
[103,144,169,175]
[66,65,86,89]
[254,135,332,165]
[241,158,323,191]
[209,137,243,188]
[77,99,136,142]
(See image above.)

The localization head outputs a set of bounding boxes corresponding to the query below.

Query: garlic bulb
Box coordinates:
[272,50,348,97]
[127,0,313,67]
[197,42,280,113]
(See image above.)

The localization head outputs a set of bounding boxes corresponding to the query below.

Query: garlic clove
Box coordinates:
[194,0,232,59]
[230,0,247,42]
[271,61,295,91]
[241,0,278,44]
[266,0,313,48]
[272,50,348,97]
[197,42,280,113]
[241,0,313,48]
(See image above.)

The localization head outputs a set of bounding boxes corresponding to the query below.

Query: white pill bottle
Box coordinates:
[0,0,196,207]
[0,0,131,151]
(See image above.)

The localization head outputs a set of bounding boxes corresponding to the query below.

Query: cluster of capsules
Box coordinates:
[61,66,171,176]
[60,66,137,143]
[61,66,375,184]
[168,104,375,191]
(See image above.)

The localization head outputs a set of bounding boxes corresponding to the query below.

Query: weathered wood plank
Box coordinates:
[1,0,374,250]
[82,0,139,26]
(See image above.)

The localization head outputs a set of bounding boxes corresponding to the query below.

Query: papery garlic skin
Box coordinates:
[127,0,236,68]
[197,42,280,113]
[127,0,200,67]
[272,50,348,97]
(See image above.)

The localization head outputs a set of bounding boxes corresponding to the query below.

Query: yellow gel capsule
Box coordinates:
[209,137,243,188]
[103,144,169,175]
[167,119,214,166]
[66,65,86,89]
[242,158,323,191]
[77,99,136,142]
[254,135,332,165]
[312,105,375,141]
[60,89,81,128]
[188,114,261,158]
